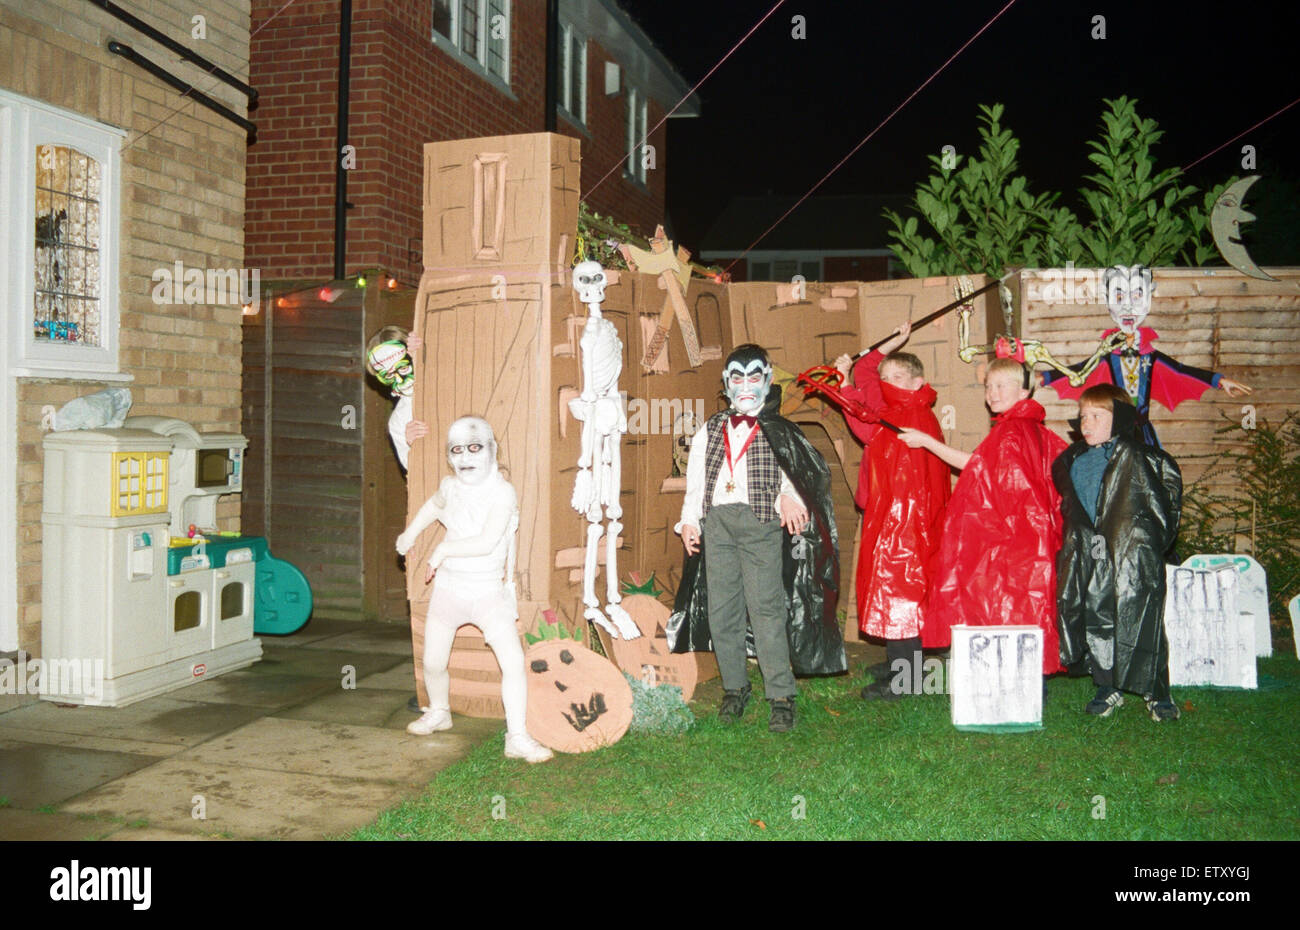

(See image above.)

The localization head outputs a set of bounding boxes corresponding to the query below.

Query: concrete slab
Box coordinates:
[0,740,158,810]
[177,670,337,709]
[256,617,370,648]
[273,687,421,728]
[59,756,420,840]
[102,825,228,841]
[301,626,414,656]
[241,646,406,682]
[0,696,264,747]
[355,662,419,692]
[184,717,477,785]
[0,725,177,757]
[0,807,118,841]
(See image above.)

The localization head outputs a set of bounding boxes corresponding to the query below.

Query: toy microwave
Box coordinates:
[194,439,244,494]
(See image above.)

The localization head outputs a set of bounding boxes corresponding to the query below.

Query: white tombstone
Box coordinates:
[1182,554,1271,657]
[1165,565,1256,689]
[1289,594,1299,661]
[949,625,1042,731]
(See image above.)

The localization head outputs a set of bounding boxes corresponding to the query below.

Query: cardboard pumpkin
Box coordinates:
[606,594,718,700]
[525,639,633,753]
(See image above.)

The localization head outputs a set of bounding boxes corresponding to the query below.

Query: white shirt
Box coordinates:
[675,419,802,533]
[388,393,412,471]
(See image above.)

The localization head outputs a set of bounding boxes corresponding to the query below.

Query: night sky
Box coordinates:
[626,0,1299,262]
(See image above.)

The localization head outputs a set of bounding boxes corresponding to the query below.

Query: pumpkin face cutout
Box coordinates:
[524,640,633,753]
[607,594,718,701]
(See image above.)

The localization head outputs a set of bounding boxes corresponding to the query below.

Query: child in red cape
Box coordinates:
[834,323,952,699]
[899,357,1067,678]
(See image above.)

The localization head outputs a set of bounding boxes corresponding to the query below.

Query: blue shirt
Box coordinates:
[1069,440,1116,524]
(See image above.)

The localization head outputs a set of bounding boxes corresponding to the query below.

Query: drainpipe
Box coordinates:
[544,0,558,131]
[334,0,352,279]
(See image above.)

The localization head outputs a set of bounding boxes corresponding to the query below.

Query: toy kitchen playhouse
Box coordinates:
[41,416,312,706]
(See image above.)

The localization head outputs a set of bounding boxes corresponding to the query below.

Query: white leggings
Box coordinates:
[423,584,528,736]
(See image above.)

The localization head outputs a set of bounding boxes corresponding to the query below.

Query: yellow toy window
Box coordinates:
[111,452,168,516]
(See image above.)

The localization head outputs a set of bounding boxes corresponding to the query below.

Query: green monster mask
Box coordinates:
[367,340,414,396]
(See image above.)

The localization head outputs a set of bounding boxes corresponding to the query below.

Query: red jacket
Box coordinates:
[923,397,1067,672]
[840,353,951,641]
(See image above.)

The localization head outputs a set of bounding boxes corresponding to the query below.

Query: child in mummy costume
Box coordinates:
[395,416,553,763]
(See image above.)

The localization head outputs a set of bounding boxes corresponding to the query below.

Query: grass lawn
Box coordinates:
[352,647,1300,841]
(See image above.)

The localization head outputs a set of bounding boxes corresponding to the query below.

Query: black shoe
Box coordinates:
[718,684,752,722]
[1146,698,1181,722]
[865,660,892,680]
[860,679,901,701]
[1085,686,1124,717]
[407,695,422,713]
[768,697,796,732]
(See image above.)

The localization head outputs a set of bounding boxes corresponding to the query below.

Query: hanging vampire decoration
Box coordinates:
[1041,264,1252,447]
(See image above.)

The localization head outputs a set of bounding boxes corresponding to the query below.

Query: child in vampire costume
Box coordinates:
[900,358,1067,677]
[1054,385,1183,721]
[668,344,846,732]
[833,323,951,700]
[1041,264,1251,448]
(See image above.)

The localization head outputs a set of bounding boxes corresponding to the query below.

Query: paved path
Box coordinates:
[0,619,501,840]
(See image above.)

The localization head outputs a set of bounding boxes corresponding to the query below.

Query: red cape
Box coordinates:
[923,398,1067,673]
[851,381,952,641]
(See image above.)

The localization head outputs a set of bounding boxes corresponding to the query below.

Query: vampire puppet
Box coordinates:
[666,355,847,677]
[1053,397,1182,701]
[1042,264,1251,447]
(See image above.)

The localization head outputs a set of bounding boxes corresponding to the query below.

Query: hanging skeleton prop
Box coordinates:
[1040,264,1252,447]
[568,261,639,641]
[618,225,701,370]
[955,276,1117,386]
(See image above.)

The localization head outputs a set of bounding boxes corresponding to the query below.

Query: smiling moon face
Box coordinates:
[524,639,633,753]
[1211,175,1276,281]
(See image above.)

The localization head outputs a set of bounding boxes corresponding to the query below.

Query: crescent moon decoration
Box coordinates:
[1210,175,1277,281]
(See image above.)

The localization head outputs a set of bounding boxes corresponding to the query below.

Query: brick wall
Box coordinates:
[1,0,249,703]
[246,0,669,283]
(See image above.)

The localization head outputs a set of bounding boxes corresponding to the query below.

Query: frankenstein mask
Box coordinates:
[367,340,414,397]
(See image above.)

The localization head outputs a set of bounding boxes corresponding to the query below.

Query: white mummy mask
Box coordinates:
[1103,264,1154,335]
[447,416,497,486]
[572,260,607,305]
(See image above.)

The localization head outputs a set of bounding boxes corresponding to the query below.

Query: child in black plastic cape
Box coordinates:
[1053,383,1183,722]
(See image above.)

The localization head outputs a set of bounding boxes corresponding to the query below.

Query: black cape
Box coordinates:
[1053,403,1182,696]
[666,384,847,676]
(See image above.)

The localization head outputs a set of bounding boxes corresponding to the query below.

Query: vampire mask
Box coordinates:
[446,416,498,486]
[1103,264,1154,335]
[722,344,773,416]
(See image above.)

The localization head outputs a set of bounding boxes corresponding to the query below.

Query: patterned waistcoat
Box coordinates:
[702,412,781,522]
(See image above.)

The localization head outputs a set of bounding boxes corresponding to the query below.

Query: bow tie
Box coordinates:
[729,414,757,429]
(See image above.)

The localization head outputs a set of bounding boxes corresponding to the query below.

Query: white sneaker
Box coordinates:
[406,708,453,735]
[504,732,553,764]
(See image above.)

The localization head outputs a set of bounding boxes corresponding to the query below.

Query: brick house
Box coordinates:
[245,0,700,283]
[0,0,252,706]
[241,0,700,621]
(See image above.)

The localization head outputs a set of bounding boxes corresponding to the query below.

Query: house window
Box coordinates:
[625,86,648,185]
[432,0,510,84]
[1,88,123,378]
[558,21,586,126]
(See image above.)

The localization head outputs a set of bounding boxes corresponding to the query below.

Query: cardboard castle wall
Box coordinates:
[408,135,999,647]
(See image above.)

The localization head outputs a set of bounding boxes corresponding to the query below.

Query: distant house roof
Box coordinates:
[561,0,701,117]
[700,194,911,255]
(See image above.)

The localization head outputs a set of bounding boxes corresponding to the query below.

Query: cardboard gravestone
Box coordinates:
[1165,566,1256,688]
[525,639,633,753]
[1183,554,1271,657]
[949,625,1043,732]
[606,593,717,700]
[1290,594,1300,660]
